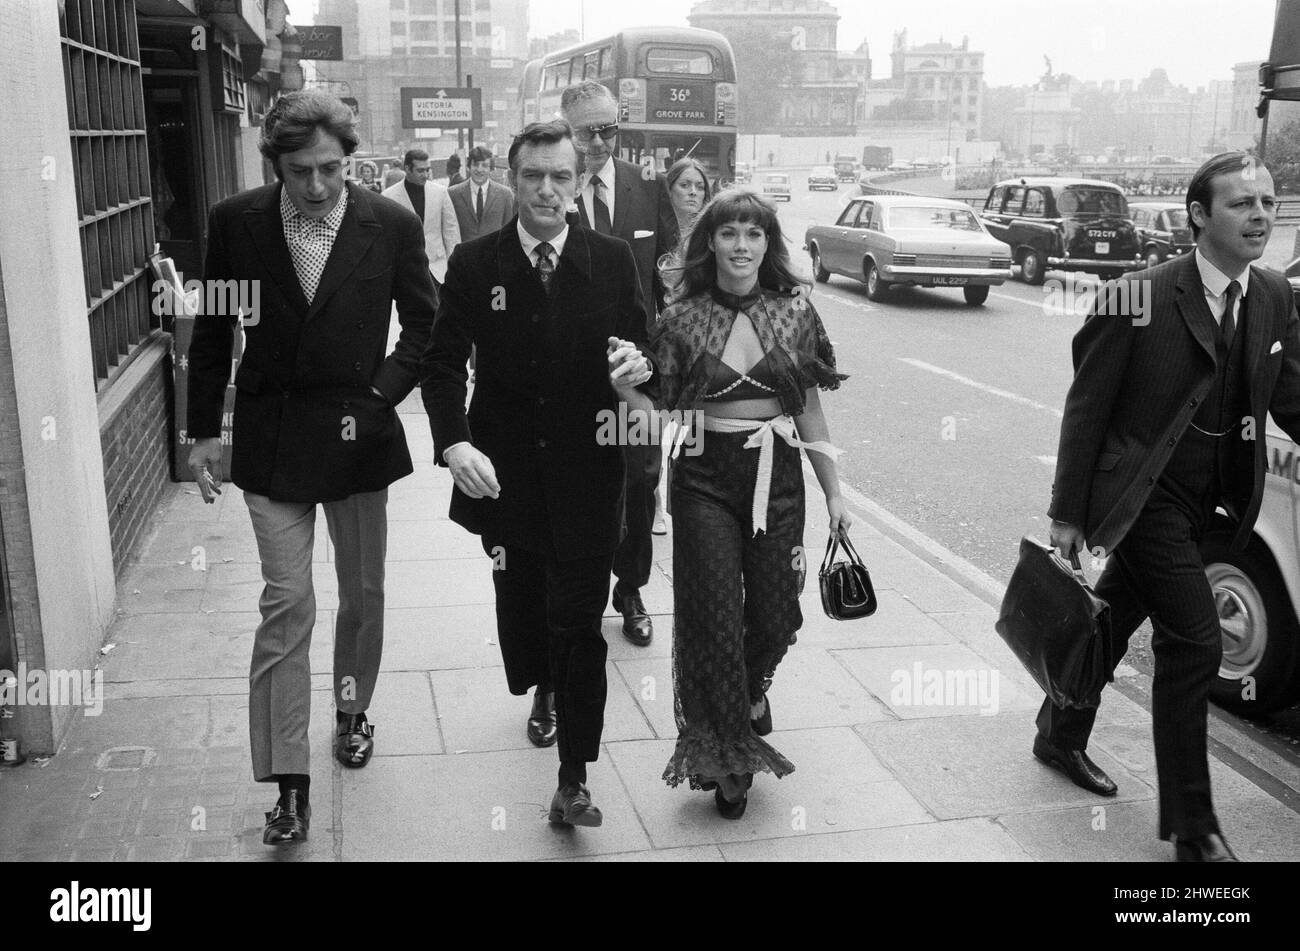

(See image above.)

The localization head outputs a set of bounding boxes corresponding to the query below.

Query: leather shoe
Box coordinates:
[335,711,375,768]
[548,782,603,827]
[751,694,772,736]
[615,587,653,646]
[262,788,310,845]
[714,773,752,820]
[1033,734,1117,796]
[527,690,557,747]
[1174,832,1239,862]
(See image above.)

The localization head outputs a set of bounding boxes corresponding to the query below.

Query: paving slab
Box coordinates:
[604,728,932,851]
[718,816,1035,862]
[857,716,1154,821]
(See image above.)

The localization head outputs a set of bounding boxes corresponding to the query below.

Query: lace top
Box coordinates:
[701,352,781,401]
[650,286,846,416]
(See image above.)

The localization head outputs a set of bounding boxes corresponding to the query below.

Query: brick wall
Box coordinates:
[99,336,174,572]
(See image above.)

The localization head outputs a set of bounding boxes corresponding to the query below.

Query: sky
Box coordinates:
[523,0,1279,89]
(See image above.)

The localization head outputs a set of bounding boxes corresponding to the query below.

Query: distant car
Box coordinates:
[979,177,1144,284]
[761,172,791,202]
[733,161,752,185]
[1130,201,1194,269]
[808,166,838,191]
[833,155,858,181]
[888,160,912,171]
[803,195,1011,306]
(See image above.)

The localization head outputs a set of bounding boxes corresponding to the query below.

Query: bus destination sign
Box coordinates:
[650,82,715,124]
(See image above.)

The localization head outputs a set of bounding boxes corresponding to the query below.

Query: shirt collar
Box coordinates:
[1195,247,1250,300]
[280,184,348,233]
[517,220,569,262]
[585,157,614,190]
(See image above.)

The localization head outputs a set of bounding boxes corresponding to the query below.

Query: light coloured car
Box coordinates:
[803,195,1011,305]
[807,166,838,191]
[760,172,791,202]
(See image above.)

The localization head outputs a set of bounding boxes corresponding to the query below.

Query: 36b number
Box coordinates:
[668,88,692,103]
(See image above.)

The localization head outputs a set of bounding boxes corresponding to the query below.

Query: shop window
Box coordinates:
[60,0,158,392]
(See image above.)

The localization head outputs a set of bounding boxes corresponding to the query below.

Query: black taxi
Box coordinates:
[979,177,1144,285]
[1130,201,1195,270]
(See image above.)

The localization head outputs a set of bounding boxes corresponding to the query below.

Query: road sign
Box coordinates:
[400,87,483,129]
[298,25,343,61]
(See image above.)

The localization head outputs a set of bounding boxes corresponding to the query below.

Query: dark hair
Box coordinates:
[1186,151,1261,240]
[467,145,494,166]
[507,120,579,173]
[259,90,359,180]
[445,153,461,173]
[673,188,808,302]
[559,80,615,116]
[666,158,712,209]
[403,148,429,169]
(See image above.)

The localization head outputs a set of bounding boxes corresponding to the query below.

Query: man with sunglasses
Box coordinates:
[560,80,679,652]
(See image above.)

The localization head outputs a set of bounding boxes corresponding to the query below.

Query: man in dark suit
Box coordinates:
[560,80,679,648]
[449,146,515,241]
[1045,152,1300,861]
[187,90,437,846]
[421,120,653,826]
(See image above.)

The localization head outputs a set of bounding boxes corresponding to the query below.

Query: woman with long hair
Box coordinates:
[652,189,850,817]
[653,158,715,534]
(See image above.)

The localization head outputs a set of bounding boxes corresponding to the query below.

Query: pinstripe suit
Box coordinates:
[1043,251,1300,839]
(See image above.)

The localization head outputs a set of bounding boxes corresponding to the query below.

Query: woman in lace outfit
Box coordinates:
[651,189,851,817]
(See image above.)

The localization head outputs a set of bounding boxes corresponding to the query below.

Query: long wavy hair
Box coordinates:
[670,188,809,303]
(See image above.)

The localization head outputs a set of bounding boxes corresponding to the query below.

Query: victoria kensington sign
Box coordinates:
[400,87,483,129]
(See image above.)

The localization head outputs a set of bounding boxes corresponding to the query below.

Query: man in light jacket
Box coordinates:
[382,148,461,288]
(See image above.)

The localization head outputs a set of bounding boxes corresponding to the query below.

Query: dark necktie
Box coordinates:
[591,176,612,234]
[475,186,484,223]
[1222,279,1241,350]
[536,241,555,293]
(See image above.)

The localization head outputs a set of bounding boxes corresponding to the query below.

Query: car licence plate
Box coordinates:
[931,276,969,286]
[1094,242,1110,254]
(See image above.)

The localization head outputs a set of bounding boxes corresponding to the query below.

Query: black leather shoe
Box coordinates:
[714,773,752,820]
[263,788,310,845]
[335,711,375,768]
[1174,832,1239,862]
[615,588,653,646]
[751,695,772,736]
[548,783,603,827]
[1033,734,1117,797]
[527,690,557,747]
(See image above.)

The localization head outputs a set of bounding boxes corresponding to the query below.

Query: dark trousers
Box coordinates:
[1036,488,1223,840]
[483,537,612,766]
[613,442,660,596]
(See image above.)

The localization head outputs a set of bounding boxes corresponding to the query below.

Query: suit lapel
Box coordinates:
[1243,266,1272,402]
[611,159,633,237]
[305,184,381,322]
[243,183,310,316]
[1174,252,1217,364]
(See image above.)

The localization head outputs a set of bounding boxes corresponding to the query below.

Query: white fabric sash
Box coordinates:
[698,415,843,536]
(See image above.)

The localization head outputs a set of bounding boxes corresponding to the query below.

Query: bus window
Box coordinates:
[646,47,716,76]
[598,47,614,79]
[583,51,600,79]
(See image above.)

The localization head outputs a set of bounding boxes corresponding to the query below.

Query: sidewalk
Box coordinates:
[2,396,1299,862]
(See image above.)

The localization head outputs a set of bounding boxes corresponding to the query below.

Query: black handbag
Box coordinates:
[819,530,878,620]
[995,537,1115,709]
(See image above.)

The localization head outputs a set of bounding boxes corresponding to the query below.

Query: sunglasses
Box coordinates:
[576,122,620,142]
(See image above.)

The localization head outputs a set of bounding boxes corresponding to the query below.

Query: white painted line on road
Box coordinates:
[817,290,870,309]
[988,290,1046,309]
[1036,455,1057,466]
[897,358,1064,419]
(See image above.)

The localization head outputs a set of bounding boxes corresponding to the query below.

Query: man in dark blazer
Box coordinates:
[449,146,515,241]
[1045,152,1300,861]
[560,80,679,648]
[187,90,437,846]
[421,120,653,826]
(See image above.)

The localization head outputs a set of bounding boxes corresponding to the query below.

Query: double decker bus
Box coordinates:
[518,58,543,129]
[527,26,738,187]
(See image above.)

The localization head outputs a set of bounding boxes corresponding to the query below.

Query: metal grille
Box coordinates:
[915,254,989,268]
[59,0,157,392]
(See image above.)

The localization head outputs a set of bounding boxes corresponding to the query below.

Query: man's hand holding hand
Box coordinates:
[444,443,501,499]
[607,337,652,392]
[187,437,224,504]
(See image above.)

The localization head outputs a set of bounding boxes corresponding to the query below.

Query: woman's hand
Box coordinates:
[827,495,852,537]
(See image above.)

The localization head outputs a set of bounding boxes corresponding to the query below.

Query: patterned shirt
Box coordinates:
[280,185,348,303]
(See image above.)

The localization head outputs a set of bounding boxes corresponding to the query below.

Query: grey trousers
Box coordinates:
[244,489,388,782]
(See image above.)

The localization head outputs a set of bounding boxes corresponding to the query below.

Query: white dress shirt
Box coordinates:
[579,157,616,228]
[1195,248,1249,328]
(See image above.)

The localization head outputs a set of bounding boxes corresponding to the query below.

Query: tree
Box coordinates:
[720,21,800,133]
[1264,118,1300,194]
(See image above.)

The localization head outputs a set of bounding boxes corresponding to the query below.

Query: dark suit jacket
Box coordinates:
[420,220,650,559]
[576,156,678,325]
[187,181,437,502]
[449,179,515,242]
[1050,252,1300,554]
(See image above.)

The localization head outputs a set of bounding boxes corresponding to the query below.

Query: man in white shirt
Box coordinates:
[1044,152,1300,861]
[449,146,515,242]
[382,148,461,288]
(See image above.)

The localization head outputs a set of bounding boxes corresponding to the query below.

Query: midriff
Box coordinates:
[701,396,782,419]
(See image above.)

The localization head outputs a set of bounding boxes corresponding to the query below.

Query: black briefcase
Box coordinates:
[995,536,1114,709]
